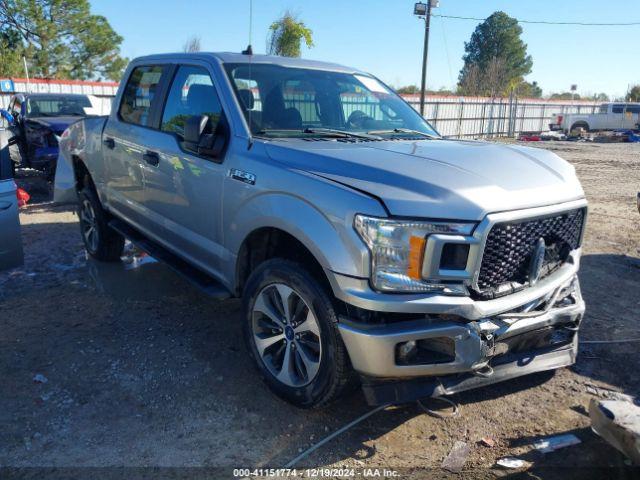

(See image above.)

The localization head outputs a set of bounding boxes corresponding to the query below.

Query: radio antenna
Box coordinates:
[249,0,253,50]
[242,0,254,149]
[242,0,253,55]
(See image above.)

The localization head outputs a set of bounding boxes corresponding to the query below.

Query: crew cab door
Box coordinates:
[103,64,171,230]
[0,130,24,271]
[138,63,228,277]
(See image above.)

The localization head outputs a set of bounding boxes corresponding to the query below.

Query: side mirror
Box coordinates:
[184,115,209,151]
[183,114,226,160]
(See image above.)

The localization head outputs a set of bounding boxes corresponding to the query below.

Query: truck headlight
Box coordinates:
[354,214,475,292]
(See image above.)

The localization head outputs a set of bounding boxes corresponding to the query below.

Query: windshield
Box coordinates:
[224,63,439,138]
[26,96,91,117]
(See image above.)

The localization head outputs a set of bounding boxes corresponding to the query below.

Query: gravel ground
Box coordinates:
[1,141,639,477]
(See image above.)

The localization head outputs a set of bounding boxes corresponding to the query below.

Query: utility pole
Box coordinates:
[414,1,438,117]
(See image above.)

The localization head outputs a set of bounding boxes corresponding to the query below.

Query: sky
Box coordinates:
[91,0,638,98]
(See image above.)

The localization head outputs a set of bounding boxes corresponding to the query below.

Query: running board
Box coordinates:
[108,218,231,300]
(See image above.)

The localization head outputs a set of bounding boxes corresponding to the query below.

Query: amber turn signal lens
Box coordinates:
[407,236,426,280]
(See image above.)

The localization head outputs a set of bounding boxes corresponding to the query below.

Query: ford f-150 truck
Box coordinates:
[54,52,587,408]
[549,102,640,133]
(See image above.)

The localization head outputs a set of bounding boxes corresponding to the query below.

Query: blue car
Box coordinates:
[4,93,93,180]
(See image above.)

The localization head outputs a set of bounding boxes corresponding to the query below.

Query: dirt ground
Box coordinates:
[1,141,639,478]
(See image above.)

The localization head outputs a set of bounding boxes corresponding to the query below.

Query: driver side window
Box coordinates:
[161,65,222,141]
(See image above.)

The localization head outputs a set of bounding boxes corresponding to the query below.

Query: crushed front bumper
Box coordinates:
[338,275,584,405]
[360,339,577,405]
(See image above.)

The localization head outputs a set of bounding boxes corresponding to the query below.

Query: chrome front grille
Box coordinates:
[473,208,586,299]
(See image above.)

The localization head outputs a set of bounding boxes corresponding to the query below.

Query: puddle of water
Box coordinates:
[122,251,159,271]
[2,240,200,303]
[84,246,195,301]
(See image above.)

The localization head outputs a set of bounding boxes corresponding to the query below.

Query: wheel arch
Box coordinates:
[570,120,590,132]
[235,226,332,297]
[227,193,373,297]
[72,155,93,191]
[70,155,109,206]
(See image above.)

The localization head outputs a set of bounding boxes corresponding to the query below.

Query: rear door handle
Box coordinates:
[142,151,160,166]
[103,137,115,149]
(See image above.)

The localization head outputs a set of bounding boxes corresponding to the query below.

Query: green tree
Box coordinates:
[627,85,640,102]
[549,92,581,100]
[395,85,455,96]
[268,12,313,58]
[458,11,533,97]
[396,85,419,94]
[583,92,609,102]
[0,29,22,77]
[0,0,127,80]
[517,80,542,98]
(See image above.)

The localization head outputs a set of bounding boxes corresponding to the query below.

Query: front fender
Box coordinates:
[225,191,382,281]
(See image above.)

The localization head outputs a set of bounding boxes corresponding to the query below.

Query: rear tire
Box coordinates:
[77,186,124,262]
[570,121,589,133]
[242,259,356,408]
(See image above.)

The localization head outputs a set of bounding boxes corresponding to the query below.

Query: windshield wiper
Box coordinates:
[367,128,440,139]
[302,128,381,140]
[255,128,381,140]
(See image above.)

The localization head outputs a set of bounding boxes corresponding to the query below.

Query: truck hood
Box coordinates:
[264,139,585,220]
[28,116,84,134]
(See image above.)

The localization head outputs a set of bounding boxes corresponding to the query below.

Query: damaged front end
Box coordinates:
[339,275,584,405]
[24,122,62,175]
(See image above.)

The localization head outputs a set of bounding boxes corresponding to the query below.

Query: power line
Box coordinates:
[432,13,640,26]
[436,17,454,87]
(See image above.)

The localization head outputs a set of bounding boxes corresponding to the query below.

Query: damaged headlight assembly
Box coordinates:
[354,214,476,293]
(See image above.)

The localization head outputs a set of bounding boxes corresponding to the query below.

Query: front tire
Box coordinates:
[243,259,356,408]
[77,187,124,262]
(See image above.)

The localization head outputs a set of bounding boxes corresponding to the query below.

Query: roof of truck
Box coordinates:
[132,51,363,74]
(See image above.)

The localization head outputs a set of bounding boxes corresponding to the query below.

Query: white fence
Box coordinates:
[402,94,599,138]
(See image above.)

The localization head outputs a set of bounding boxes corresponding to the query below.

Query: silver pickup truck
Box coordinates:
[55,52,587,408]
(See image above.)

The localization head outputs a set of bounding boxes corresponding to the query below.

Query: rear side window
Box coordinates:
[626,105,640,114]
[161,65,222,138]
[119,65,166,127]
